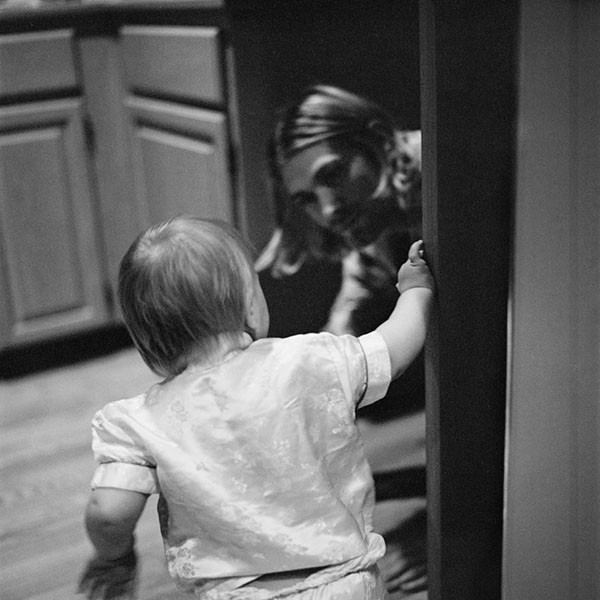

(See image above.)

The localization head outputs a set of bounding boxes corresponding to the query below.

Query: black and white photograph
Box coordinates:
[1,1,598,600]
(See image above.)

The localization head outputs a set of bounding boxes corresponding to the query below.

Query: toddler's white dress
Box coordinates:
[90,331,392,599]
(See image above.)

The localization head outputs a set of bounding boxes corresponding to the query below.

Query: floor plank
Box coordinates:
[0,347,191,599]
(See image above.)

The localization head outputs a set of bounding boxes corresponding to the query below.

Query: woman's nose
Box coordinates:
[316,187,342,221]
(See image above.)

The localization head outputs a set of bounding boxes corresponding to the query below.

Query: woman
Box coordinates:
[257,85,427,599]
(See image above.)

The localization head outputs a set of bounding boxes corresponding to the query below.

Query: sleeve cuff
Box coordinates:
[91,462,160,494]
[358,331,392,407]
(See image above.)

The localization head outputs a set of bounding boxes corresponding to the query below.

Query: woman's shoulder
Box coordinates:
[394,129,421,157]
[391,130,421,176]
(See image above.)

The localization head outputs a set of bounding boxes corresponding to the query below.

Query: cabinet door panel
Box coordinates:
[126,97,232,226]
[120,26,223,105]
[0,30,78,98]
[0,100,108,347]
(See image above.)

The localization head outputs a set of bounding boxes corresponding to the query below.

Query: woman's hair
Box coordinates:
[270,85,398,201]
[118,216,256,378]
[258,85,419,276]
[272,85,395,164]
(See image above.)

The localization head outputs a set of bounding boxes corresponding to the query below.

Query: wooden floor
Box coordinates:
[0,345,190,600]
[1,337,426,600]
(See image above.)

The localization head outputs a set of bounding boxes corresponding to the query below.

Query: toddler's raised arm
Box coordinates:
[376,240,434,379]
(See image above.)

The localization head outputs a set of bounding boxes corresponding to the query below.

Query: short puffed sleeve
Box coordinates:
[90,398,159,494]
[322,331,391,409]
[356,331,392,407]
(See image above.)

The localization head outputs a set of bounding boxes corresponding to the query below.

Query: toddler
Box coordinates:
[78,215,434,600]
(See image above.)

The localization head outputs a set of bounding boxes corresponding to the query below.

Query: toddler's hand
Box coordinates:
[78,550,138,600]
[396,240,435,294]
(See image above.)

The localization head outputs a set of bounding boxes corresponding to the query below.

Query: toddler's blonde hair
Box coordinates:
[118,216,255,377]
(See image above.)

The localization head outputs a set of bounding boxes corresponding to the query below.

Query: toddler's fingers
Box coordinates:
[408,240,424,264]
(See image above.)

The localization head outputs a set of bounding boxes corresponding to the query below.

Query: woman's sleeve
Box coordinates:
[90,404,159,495]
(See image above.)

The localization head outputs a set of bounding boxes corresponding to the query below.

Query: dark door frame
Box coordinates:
[419,2,519,599]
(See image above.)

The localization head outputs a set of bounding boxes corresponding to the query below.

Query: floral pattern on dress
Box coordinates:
[90,331,391,598]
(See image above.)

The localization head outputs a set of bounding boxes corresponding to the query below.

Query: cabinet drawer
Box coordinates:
[0,30,78,98]
[120,26,223,105]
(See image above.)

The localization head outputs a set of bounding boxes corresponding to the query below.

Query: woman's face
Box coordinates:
[280,139,381,239]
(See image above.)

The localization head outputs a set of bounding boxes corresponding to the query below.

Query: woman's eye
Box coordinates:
[316,161,347,186]
[291,191,317,207]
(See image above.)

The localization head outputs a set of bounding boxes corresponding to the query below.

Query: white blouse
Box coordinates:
[90,331,391,598]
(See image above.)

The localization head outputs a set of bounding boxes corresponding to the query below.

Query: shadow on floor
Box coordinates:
[0,325,134,379]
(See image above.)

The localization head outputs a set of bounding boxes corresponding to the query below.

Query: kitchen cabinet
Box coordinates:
[0,30,110,347]
[120,26,233,228]
[0,0,420,351]
[0,13,235,349]
[125,96,232,224]
[78,22,235,298]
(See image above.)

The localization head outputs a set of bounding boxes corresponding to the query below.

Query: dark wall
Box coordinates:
[228,0,421,250]
[229,1,424,424]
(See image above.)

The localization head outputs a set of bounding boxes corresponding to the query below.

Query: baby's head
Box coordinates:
[118,216,268,378]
